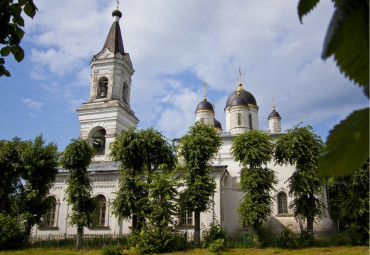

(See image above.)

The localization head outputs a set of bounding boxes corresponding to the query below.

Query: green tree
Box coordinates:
[231,130,277,231]
[275,125,325,233]
[60,139,95,249]
[0,135,58,238]
[110,127,176,231]
[1,0,37,77]
[297,0,369,176]
[15,135,59,236]
[179,122,222,245]
[328,159,369,243]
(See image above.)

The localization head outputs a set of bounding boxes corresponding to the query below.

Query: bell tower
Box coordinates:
[77,8,139,161]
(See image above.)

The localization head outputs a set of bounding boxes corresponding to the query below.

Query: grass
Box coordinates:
[0,247,368,255]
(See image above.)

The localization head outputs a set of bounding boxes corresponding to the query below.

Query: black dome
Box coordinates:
[226,89,257,108]
[230,93,249,107]
[268,108,281,119]
[214,119,222,129]
[196,98,214,112]
[112,10,122,18]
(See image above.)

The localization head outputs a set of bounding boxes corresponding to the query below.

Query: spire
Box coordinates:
[203,82,206,99]
[237,67,243,94]
[102,8,125,54]
[272,96,275,110]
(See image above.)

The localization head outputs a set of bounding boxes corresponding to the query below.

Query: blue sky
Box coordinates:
[1,0,368,152]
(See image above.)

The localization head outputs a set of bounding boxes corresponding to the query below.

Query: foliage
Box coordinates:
[331,232,352,246]
[320,108,369,177]
[60,139,95,248]
[202,221,227,248]
[277,226,299,249]
[327,159,369,244]
[0,0,37,77]
[0,135,58,237]
[179,122,222,245]
[0,213,24,249]
[207,238,225,254]
[274,125,324,232]
[298,0,369,177]
[110,127,177,231]
[231,130,277,230]
[129,224,185,254]
[100,245,123,255]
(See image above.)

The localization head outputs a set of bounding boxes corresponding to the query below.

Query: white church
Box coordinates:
[32,8,335,237]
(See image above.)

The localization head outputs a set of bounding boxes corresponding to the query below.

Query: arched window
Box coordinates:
[42,196,56,227]
[122,82,129,104]
[277,192,288,214]
[179,194,193,226]
[93,195,107,227]
[249,114,252,129]
[97,77,108,99]
[237,113,242,126]
[92,129,106,155]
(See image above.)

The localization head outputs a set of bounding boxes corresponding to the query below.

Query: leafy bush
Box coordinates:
[0,213,25,249]
[101,245,123,255]
[331,233,352,246]
[299,230,315,247]
[202,221,227,248]
[130,224,185,254]
[277,226,299,249]
[246,232,262,248]
[207,238,225,254]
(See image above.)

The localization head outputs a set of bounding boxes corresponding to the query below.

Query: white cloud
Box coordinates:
[22,98,43,109]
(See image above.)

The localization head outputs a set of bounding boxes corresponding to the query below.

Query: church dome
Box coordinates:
[268,108,281,119]
[230,93,249,107]
[196,98,214,112]
[226,89,257,108]
[214,119,222,129]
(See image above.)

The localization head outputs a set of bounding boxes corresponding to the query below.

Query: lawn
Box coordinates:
[0,247,368,255]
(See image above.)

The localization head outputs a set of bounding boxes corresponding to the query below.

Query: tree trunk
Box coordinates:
[76,226,83,249]
[306,215,314,233]
[194,211,200,246]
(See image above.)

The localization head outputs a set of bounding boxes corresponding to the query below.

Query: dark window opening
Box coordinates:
[97,77,108,99]
[92,129,106,155]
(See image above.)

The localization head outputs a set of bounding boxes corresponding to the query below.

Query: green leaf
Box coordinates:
[297,0,320,23]
[322,0,369,95]
[0,65,11,77]
[1,46,11,57]
[10,46,24,62]
[319,108,369,177]
[24,2,37,18]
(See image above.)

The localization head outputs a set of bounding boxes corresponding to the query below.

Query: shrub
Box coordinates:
[0,213,25,249]
[299,230,315,247]
[246,232,262,248]
[330,232,353,246]
[130,223,185,254]
[277,226,299,249]
[202,221,227,248]
[208,238,225,254]
[101,245,123,255]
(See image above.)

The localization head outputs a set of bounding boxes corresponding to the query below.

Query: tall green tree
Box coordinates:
[110,127,176,231]
[1,0,38,77]
[231,130,277,231]
[328,159,369,243]
[0,135,58,238]
[275,125,325,233]
[60,139,95,249]
[179,122,222,245]
[297,0,369,177]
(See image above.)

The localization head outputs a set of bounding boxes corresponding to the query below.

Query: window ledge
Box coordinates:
[178,225,194,229]
[38,227,59,230]
[89,226,110,230]
[275,213,293,217]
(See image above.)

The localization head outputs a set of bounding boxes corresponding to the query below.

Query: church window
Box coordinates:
[41,196,57,227]
[122,82,128,104]
[97,77,108,99]
[237,113,242,126]
[92,195,107,227]
[277,192,288,214]
[179,194,193,226]
[249,114,252,129]
[92,129,106,155]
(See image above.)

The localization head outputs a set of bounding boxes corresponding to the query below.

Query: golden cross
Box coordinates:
[116,0,119,10]
[203,82,206,99]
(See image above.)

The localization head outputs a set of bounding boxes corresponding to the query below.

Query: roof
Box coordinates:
[196,98,214,112]
[102,11,125,54]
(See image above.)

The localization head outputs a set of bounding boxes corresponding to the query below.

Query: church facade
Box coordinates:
[32,9,335,237]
